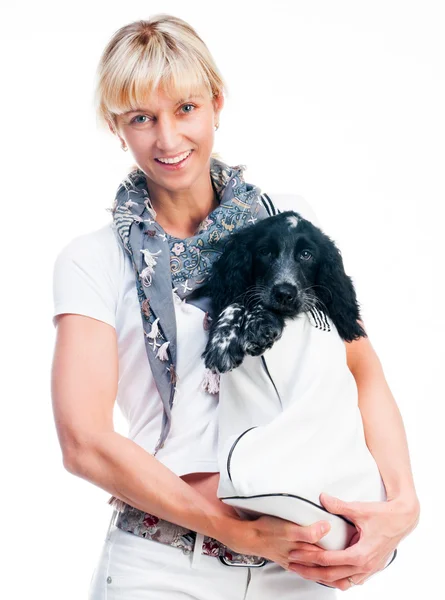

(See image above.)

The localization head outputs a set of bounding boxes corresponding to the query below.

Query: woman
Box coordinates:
[51,14,419,599]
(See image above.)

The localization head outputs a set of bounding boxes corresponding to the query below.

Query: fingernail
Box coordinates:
[321,522,330,534]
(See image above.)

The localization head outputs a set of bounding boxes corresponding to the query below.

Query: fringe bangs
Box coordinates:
[95,20,221,131]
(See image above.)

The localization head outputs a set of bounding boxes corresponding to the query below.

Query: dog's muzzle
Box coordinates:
[270,283,300,312]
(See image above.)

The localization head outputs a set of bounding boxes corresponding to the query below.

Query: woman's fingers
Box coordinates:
[319,493,363,521]
[288,547,357,567]
[291,519,331,545]
[286,542,325,565]
[316,573,369,591]
[288,536,369,568]
[290,541,327,554]
[264,516,331,545]
[288,562,367,585]
[241,515,332,568]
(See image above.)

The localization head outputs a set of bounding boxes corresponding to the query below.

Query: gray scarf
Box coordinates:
[110,156,269,461]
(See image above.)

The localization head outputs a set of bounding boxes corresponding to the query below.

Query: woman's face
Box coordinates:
[112,86,224,196]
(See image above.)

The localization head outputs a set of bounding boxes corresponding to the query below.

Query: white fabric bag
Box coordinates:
[216,310,387,552]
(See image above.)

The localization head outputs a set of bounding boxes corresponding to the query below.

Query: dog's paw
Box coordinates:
[201,303,246,372]
[241,309,284,356]
[202,339,245,373]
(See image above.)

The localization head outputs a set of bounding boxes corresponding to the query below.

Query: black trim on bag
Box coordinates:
[261,356,282,408]
[220,491,356,527]
[227,427,258,483]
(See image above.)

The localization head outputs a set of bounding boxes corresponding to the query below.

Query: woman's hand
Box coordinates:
[182,472,333,569]
[225,513,333,571]
[286,492,420,591]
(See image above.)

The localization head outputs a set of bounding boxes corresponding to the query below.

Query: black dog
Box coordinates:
[196,211,367,373]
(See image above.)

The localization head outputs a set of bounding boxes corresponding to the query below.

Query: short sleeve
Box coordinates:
[267,193,323,229]
[52,227,119,329]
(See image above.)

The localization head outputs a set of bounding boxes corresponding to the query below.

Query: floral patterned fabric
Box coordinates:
[115,504,267,566]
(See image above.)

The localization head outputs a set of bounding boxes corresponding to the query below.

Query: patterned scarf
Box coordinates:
[110,156,269,456]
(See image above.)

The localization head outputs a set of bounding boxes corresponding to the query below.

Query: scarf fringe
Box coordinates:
[140,249,162,287]
[141,249,162,267]
[124,199,137,209]
[156,340,170,361]
[201,368,220,394]
[144,198,157,219]
[147,317,160,339]
[140,267,154,287]
[168,364,178,385]
[141,299,151,318]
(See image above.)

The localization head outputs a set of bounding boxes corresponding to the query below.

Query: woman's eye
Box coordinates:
[299,250,313,261]
[131,104,195,124]
[131,115,149,124]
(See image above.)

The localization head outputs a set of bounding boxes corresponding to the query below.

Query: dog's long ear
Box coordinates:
[315,235,367,341]
[207,232,253,316]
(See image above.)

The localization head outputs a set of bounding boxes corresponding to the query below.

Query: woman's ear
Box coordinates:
[208,232,253,316]
[213,92,225,122]
[107,117,124,145]
[315,235,367,342]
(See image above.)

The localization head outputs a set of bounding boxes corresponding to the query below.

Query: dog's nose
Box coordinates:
[272,283,297,305]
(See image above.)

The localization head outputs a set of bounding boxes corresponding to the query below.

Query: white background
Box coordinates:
[2,1,443,597]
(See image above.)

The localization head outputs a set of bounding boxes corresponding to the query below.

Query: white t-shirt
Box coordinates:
[52,193,321,477]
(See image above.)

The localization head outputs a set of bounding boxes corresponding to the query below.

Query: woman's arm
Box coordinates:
[345,327,419,512]
[51,315,233,536]
[52,313,331,570]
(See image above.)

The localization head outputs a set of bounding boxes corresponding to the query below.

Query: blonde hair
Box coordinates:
[94,14,227,161]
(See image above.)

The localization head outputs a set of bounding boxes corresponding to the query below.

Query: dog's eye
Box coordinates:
[258,247,271,257]
[299,250,313,261]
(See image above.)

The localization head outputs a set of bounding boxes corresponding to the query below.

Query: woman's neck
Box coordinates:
[146,177,219,238]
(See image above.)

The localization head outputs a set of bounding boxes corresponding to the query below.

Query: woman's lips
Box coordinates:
[155,150,193,171]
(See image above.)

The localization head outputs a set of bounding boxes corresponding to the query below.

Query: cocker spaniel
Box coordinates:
[199,210,367,373]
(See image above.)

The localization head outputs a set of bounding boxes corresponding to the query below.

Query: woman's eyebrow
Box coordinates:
[122,94,205,115]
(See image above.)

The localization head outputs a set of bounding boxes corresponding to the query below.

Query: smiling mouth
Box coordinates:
[155,150,193,166]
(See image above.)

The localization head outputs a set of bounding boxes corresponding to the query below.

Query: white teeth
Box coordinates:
[157,150,191,164]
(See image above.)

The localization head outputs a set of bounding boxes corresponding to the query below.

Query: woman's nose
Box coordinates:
[155,115,182,151]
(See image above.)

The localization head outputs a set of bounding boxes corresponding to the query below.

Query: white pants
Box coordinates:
[88,515,337,599]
